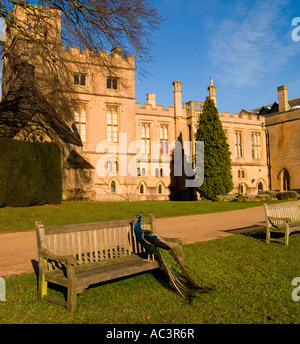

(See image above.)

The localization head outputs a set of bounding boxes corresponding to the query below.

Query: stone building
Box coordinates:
[1,5,271,201]
[249,85,300,192]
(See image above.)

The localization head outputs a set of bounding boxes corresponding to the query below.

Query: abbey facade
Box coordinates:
[4,5,297,202]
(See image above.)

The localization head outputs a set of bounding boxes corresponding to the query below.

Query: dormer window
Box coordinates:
[107,77,118,90]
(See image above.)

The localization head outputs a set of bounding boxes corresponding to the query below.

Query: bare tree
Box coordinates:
[0,0,161,118]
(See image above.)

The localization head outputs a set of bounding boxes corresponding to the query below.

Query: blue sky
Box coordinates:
[135,0,300,113]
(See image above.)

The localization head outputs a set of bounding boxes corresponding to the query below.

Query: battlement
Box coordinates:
[135,102,175,117]
[63,45,135,69]
[219,110,264,124]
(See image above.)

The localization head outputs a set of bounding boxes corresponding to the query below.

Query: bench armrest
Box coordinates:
[41,248,77,266]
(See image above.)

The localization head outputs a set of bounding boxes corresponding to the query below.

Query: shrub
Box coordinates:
[214,195,236,202]
[276,191,299,200]
[0,137,62,207]
[258,190,277,198]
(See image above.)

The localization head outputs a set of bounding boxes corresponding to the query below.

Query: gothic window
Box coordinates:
[160,124,169,154]
[157,183,163,194]
[74,105,87,143]
[235,131,243,158]
[139,184,144,194]
[110,180,116,193]
[107,77,118,90]
[107,106,118,143]
[74,74,86,86]
[141,122,151,153]
[251,132,262,159]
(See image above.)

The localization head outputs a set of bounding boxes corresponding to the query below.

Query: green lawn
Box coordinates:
[0,199,280,233]
[1,230,300,324]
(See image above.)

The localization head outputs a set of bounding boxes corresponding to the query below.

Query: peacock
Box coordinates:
[134,212,211,301]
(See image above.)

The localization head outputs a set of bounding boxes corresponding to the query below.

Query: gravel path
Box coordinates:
[0,206,266,277]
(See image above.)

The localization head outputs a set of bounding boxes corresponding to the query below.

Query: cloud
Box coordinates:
[208,0,296,88]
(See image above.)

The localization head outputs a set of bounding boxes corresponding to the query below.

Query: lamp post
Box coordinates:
[261,122,272,190]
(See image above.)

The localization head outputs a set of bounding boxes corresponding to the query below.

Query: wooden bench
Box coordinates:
[264,201,300,246]
[35,216,159,311]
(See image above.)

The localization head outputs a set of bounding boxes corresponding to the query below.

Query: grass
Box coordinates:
[0,199,285,233]
[1,230,300,324]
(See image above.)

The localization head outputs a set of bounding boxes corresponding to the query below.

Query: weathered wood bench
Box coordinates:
[35,216,159,311]
[264,201,300,246]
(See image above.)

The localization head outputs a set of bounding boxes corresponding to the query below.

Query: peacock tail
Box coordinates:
[156,246,208,302]
[134,212,212,301]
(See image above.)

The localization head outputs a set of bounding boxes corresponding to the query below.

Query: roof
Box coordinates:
[0,65,82,146]
[65,150,94,169]
[249,97,300,116]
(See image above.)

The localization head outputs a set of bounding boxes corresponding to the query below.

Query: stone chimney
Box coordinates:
[173,81,183,117]
[208,78,217,107]
[173,81,183,138]
[147,93,156,108]
[278,85,289,113]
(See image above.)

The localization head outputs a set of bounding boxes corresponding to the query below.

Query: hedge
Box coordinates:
[0,137,62,207]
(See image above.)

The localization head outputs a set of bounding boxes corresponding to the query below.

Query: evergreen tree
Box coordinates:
[195,96,233,199]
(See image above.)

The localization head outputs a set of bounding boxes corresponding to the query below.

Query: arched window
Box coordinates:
[140,184,144,194]
[160,168,164,177]
[278,168,291,191]
[107,161,112,172]
[258,181,263,192]
[158,183,163,194]
[137,167,141,176]
[142,167,146,176]
[283,169,291,191]
[155,168,159,177]
[239,183,247,195]
[110,180,116,193]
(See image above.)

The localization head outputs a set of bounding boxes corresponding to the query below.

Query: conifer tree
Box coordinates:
[195,96,233,199]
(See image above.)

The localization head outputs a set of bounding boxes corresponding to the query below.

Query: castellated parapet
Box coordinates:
[220,110,265,126]
[62,45,135,69]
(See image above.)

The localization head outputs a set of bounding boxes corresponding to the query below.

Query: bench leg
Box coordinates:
[67,284,77,312]
[66,265,77,312]
[284,227,289,246]
[266,227,270,244]
[38,258,48,300]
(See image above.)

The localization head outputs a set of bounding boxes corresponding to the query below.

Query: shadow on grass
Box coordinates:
[225,225,299,245]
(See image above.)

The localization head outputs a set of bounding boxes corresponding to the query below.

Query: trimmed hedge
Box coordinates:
[0,137,62,207]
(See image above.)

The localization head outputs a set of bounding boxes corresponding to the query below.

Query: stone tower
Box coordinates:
[208,78,217,107]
